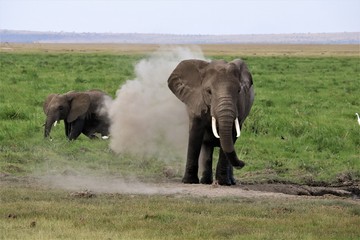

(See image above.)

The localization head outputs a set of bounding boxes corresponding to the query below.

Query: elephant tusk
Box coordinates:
[212,117,220,139]
[53,121,58,127]
[235,118,241,138]
[356,113,360,125]
[101,136,109,140]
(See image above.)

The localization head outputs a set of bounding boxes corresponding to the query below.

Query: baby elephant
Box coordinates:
[43,89,112,140]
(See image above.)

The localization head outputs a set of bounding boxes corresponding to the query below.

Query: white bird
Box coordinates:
[356,113,360,125]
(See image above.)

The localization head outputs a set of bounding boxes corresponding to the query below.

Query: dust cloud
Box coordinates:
[37,47,207,195]
[109,46,206,161]
[97,94,113,118]
[40,174,181,195]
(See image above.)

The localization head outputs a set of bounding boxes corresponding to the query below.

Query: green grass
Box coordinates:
[0,53,359,183]
[1,186,360,240]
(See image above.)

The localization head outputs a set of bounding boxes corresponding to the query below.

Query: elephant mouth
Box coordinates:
[211,116,241,139]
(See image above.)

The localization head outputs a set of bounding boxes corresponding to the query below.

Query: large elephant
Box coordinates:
[43,89,112,140]
[168,59,254,185]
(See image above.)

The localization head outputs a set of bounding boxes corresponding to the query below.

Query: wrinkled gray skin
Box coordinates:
[168,59,254,185]
[43,90,112,140]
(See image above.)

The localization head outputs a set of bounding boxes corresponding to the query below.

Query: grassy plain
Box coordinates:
[0,44,359,239]
[1,186,359,240]
[1,43,359,56]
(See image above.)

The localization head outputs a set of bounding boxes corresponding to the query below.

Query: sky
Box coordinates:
[0,0,359,35]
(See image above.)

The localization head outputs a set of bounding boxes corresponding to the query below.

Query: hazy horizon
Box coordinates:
[1,29,359,35]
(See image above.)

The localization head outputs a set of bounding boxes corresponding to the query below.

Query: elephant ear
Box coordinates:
[230,59,253,89]
[67,93,91,122]
[168,59,209,116]
[43,94,57,114]
[231,59,254,121]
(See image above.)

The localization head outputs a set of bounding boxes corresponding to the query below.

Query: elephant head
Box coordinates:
[43,91,91,138]
[168,59,254,183]
[43,89,112,141]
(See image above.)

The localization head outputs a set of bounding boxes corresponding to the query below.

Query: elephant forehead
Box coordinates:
[210,63,236,75]
[211,71,238,84]
[49,97,70,110]
[210,77,240,93]
[211,63,227,71]
[50,97,66,106]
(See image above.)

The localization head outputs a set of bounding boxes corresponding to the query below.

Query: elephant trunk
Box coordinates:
[218,116,235,153]
[217,109,245,169]
[44,115,58,138]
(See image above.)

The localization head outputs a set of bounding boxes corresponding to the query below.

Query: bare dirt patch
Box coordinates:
[1,173,359,200]
[159,182,360,200]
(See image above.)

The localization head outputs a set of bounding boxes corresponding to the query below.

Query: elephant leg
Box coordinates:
[82,123,97,139]
[96,116,110,137]
[228,137,238,185]
[99,122,110,137]
[199,143,214,184]
[228,166,236,185]
[68,118,85,140]
[183,118,205,184]
[81,117,100,139]
[82,128,97,139]
[64,121,70,138]
[95,122,110,137]
[216,149,232,186]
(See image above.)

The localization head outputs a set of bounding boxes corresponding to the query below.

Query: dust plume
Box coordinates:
[97,94,113,118]
[40,174,181,195]
[109,46,206,161]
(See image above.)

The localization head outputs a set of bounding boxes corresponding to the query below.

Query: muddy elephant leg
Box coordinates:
[183,118,205,184]
[68,118,85,140]
[200,143,214,184]
[216,149,233,186]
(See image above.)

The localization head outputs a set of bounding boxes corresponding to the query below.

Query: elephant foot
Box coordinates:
[200,176,213,184]
[229,167,236,185]
[216,176,232,186]
[216,170,236,185]
[88,134,98,139]
[182,175,199,184]
[230,177,237,185]
[200,170,213,184]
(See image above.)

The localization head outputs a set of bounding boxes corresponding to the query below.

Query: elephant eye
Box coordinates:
[207,89,212,95]
[58,106,64,111]
[238,88,241,93]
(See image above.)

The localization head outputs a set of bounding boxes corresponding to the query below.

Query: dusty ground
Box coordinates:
[142,181,360,200]
[1,173,359,200]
